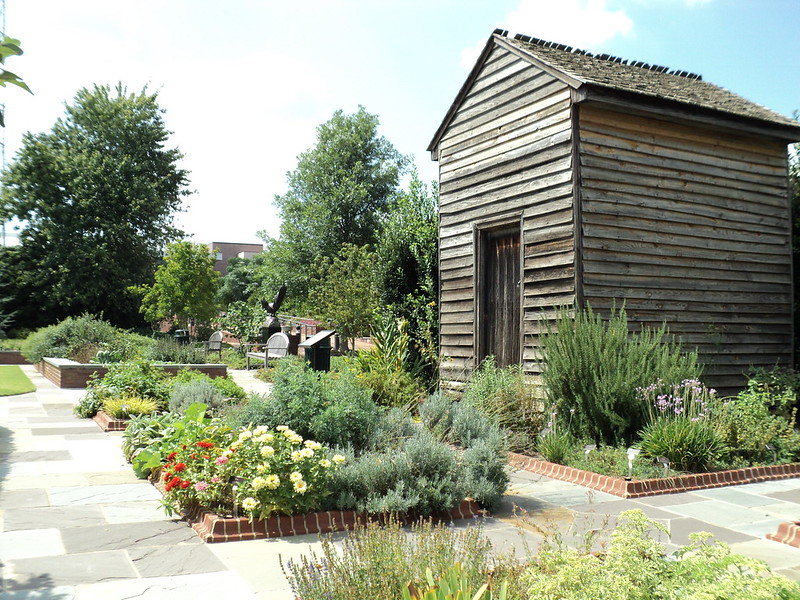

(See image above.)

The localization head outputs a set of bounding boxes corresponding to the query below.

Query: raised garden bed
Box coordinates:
[92,410,129,432]
[509,452,800,498]
[0,350,29,365]
[36,357,227,388]
[183,499,483,543]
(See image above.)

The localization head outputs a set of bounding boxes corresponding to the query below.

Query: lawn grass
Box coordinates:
[0,365,35,396]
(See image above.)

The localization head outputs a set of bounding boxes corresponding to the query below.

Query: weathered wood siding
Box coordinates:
[578,104,793,392]
[436,44,576,383]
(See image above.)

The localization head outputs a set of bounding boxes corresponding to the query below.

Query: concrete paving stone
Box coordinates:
[495,493,556,518]
[0,528,65,559]
[1,450,71,462]
[4,550,137,590]
[75,571,258,600]
[0,488,49,509]
[128,543,228,577]
[729,517,790,538]
[727,538,800,571]
[84,471,141,485]
[775,567,800,582]
[633,492,708,507]
[31,426,101,436]
[2,505,105,531]
[4,473,90,490]
[766,488,800,504]
[527,488,619,507]
[0,585,76,599]
[63,433,108,441]
[60,520,198,553]
[739,480,800,494]
[760,502,800,520]
[693,486,780,507]
[48,482,161,506]
[656,499,782,528]
[100,500,173,524]
[8,407,47,416]
[665,516,756,546]
[570,498,677,521]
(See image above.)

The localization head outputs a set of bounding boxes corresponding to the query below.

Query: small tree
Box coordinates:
[309,244,378,353]
[134,241,220,332]
[220,301,267,350]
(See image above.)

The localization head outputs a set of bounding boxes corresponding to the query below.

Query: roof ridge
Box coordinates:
[496,29,703,81]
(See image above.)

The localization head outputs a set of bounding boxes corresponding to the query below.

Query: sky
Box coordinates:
[1,0,798,247]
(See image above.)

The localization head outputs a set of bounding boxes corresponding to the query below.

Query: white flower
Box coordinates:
[304,440,322,451]
[265,474,280,489]
[319,459,331,468]
[290,450,303,462]
[276,425,289,432]
[238,429,253,441]
[289,471,304,483]
[255,464,267,473]
[288,434,303,445]
[260,445,275,458]
[300,447,314,459]
[242,497,259,511]
[332,454,346,465]
[293,480,308,494]
[251,476,267,490]
[253,425,269,436]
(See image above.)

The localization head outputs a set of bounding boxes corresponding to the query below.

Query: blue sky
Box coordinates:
[2,0,798,245]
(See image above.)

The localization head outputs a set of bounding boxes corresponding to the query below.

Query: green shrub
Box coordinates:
[172,369,246,401]
[226,360,382,452]
[80,360,172,416]
[102,396,159,418]
[93,333,155,363]
[537,430,576,465]
[74,392,104,418]
[539,305,701,446]
[745,366,799,419]
[522,509,800,599]
[121,411,183,463]
[144,337,207,364]
[638,418,726,471]
[462,356,541,451]
[23,314,122,363]
[282,517,517,600]
[419,392,456,440]
[401,562,507,600]
[714,379,800,465]
[169,378,227,415]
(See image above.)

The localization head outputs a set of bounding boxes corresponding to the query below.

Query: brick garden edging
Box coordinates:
[92,410,129,432]
[181,499,484,543]
[509,452,800,498]
[767,521,800,548]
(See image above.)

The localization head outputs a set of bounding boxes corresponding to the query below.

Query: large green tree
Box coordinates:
[259,106,407,306]
[0,84,189,329]
[134,241,220,331]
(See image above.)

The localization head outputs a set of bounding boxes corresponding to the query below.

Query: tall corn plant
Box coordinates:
[538,305,700,446]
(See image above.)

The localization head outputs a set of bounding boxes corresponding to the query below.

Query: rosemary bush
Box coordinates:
[538,305,700,446]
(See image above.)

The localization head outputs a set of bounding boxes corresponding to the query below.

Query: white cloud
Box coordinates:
[461,0,634,70]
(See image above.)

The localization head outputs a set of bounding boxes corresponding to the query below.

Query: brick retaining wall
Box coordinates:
[0,350,29,365]
[37,358,227,388]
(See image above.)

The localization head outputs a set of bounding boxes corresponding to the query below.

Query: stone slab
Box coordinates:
[2,505,104,531]
[30,426,101,436]
[693,486,781,507]
[766,488,800,503]
[101,501,173,524]
[2,450,71,462]
[666,516,756,546]
[60,520,199,553]
[4,550,136,589]
[75,571,257,600]
[656,499,782,528]
[0,528,65,559]
[128,543,228,577]
[0,488,49,509]
[48,483,161,506]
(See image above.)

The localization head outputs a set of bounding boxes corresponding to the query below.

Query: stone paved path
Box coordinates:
[1,365,799,599]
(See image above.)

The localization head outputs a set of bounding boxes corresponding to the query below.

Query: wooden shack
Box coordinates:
[428,29,800,393]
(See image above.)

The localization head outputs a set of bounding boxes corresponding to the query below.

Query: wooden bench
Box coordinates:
[245,332,290,370]
[204,331,224,360]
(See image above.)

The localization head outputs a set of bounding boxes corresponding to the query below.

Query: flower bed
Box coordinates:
[37,357,226,388]
[177,497,483,543]
[509,452,800,498]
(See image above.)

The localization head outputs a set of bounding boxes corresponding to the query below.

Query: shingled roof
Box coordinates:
[502,31,798,129]
[430,30,800,152]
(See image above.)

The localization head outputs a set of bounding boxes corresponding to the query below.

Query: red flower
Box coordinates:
[180,480,191,489]
[174,463,187,472]
[190,453,197,460]
[202,454,211,460]
[163,462,173,470]
[196,441,214,449]
[169,477,181,488]
[181,444,187,450]
[164,471,173,480]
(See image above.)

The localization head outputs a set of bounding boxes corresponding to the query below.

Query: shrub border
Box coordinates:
[508,452,800,498]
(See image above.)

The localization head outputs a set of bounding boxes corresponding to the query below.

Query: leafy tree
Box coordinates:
[0,84,189,329]
[308,244,378,353]
[260,106,407,305]
[374,172,439,376]
[0,35,32,126]
[220,301,267,349]
[134,241,220,331]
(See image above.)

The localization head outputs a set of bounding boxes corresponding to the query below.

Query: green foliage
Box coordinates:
[78,360,172,418]
[744,366,799,419]
[143,337,208,364]
[402,563,507,600]
[522,509,800,599]
[356,313,426,408]
[462,356,542,452]
[134,241,220,330]
[168,378,227,415]
[308,243,378,351]
[226,360,382,452]
[0,83,189,329]
[374,171,440,380]
[102,395,159,418]
[21,314,138,364]
[539,305,701,446]
[638,418,726,472]
[0,35,32,127]
[219,301,266,347]
[282,517,515,600]
[121,411,183,471]
[537,431,576,465]
[714,379,800,465]
[74,392,105,418]
[172,369,246,401]
[93,332,155,364]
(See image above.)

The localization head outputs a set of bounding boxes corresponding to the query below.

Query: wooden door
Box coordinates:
[479,227,521,367]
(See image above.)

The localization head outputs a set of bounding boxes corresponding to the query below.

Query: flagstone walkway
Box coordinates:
[1,365,799,599]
